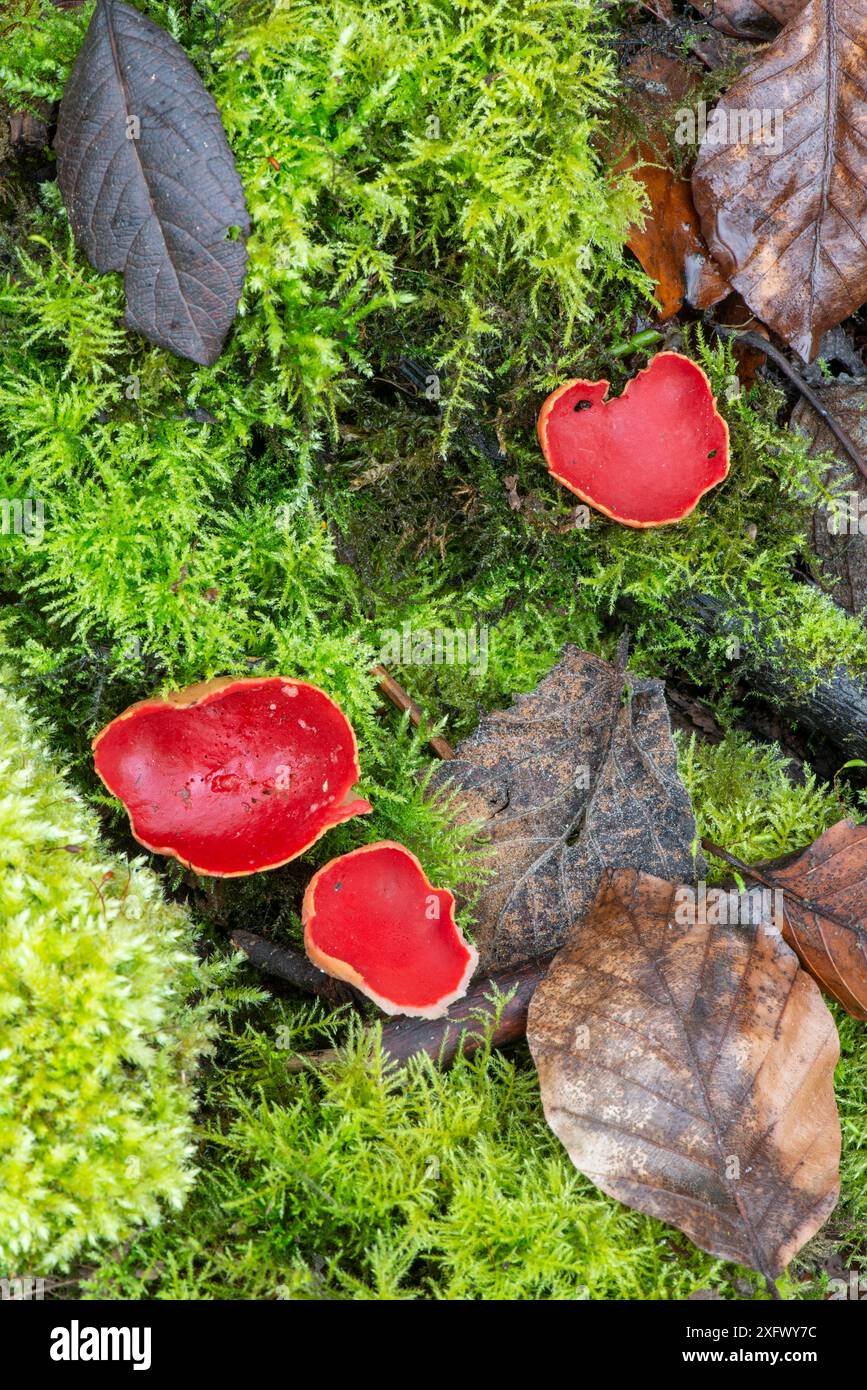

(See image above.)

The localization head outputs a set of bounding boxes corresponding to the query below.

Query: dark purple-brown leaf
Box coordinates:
[55,0,249,365]
[694,0,805,37]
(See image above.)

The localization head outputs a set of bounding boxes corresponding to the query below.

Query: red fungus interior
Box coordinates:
[304,842,475,1013]
[539,352,728,527]
[93,678,371,875]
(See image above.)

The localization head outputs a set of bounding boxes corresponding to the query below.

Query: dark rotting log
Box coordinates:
[683,591,867,760]
[230,929,361,1007]
[287,955,551,1072]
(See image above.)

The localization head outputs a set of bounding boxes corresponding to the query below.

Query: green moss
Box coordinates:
[79,1019,744,1301]
[678,729,854,880]
[0,672,240,1273]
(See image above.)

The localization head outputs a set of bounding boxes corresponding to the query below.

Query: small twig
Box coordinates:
[230,929,361,1006]
[713,325,867,483]
[286,955,550,1073]
[371,664,456,760]
[701,838,775,887]
[700,837,860,937]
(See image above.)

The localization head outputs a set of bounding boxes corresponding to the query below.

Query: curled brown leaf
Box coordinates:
[692,0,867,362]
[528,869,841,1277]
[767,819,867,1020]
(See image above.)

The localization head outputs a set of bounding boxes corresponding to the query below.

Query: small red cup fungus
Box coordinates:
[537,351,729,527]
[92,677,372,876]
[302,840,478,1018]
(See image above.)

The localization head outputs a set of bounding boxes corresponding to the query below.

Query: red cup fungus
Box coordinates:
[302,840,478,1018]
[92,677,372,876]
[537,351,729,527]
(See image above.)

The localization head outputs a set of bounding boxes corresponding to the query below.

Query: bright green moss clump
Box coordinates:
[0,674,222,1272]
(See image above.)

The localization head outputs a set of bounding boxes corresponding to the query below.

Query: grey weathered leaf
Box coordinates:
[427,646,704,972]
[528,869,841,1277]
[55,0,249,365]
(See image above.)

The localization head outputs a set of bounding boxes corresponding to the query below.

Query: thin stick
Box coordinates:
[713,325,867,483]
[286,955,550,1072]
[371,664,456,760]
[700,837,861,937]
[230,930,361,1006]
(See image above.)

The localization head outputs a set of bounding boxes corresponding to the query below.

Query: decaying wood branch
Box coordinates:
[684,592,867,759]
[287,955,550,1072]
[230,929,361,1006]
[232,929,548,1069]
[714,326,867,482]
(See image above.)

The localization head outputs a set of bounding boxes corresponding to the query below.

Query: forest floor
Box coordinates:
[1,0,865,1300]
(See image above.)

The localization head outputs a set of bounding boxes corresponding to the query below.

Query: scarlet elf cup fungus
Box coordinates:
[303,841,478,1019]
[92,677,372,876]
[537,351,729,527]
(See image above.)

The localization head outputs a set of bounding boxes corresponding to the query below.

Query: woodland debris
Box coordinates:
[230,929,360,1007]
[427,645,704,971]
[704,821,867,1019]
[681,590,867,760]
[528,867,841,1279]
[286,954,550,1072]
[502,473,592,535]
[791,383,867,613]
[693,0,867,362]
[693,0,806,36]
[714,327,867,482]
[372,664,456,760]
[716,293,768,387]
[614,52,728,318]
[7,110,51,154]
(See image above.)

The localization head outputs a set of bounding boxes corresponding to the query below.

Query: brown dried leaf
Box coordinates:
[618,145,731,318]
[427,646,703,972]
[528,869,841,1277]
[695,0,806,37]
[718,291,769,386]
[792,385,867,613]
[764,819,867,1019]
[692,0,867,363]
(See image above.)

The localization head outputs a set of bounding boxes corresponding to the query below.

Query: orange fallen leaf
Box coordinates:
[613,53,729,320]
